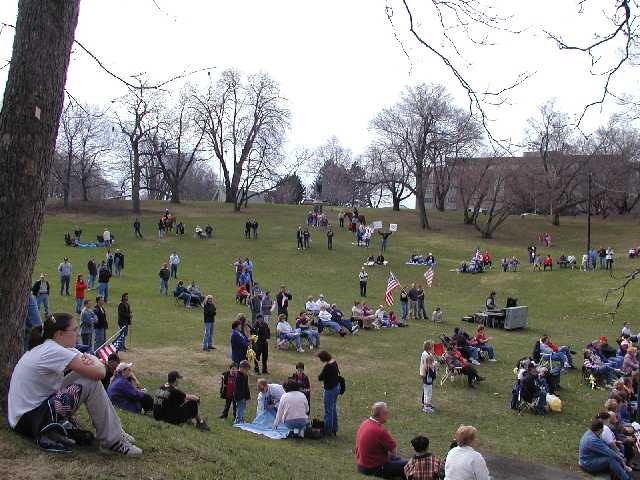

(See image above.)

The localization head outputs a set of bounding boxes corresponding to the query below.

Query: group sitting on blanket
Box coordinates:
[364,254,387,266]
[407,253,436,267]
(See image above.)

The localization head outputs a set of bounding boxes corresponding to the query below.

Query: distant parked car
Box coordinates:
[299,198,316,205]
[467,207,488,214]
[520,212,539,218]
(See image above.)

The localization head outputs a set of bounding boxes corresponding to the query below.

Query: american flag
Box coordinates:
[424,267,434,288]
[385,272,400,305]
[95,327,126,363]
[474,246,483,262]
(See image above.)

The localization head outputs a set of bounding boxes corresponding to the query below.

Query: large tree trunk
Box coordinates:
[552,212,560,226]
[414,169,430,230]
[170,183,180,203]
[131,147,141,213]
[0,0,80,413]
[392,196,400,211]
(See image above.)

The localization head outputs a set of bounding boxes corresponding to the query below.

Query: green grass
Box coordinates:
[2,201,640,479]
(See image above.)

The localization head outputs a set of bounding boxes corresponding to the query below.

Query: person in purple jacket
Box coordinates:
[107,363,153,415]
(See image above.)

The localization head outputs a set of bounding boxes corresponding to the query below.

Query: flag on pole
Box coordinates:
[424,267,434,288]
[95,327,126,363]
[385,272,401,305]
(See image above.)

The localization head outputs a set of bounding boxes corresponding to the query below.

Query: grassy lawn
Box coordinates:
[2,201,639,479]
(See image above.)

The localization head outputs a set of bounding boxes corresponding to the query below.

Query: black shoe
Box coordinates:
[196,420,210,431]
[339,331,346,337]
[262,370,269,374]
[45,431,76,448]
[37,435,71,453]
[254,368,260,374]
[477,377,485,382]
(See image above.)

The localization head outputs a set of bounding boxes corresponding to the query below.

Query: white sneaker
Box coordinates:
[100,440,142,457]
[471,359,481,366]
[122,432,136,444]
[297,348,305,353]
[309,344,314,350]
[488,358,497,362]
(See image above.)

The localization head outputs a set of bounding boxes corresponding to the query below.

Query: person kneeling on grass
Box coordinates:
[107,362,154,415]
[579,419,630,480]
[8,313,141,456]
[153,370,209,431]
[273,381,309,437]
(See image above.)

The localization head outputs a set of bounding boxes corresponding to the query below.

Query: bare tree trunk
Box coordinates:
[414,169,430,230]
[552,212,560,226]
[392,196,401,211]
[170,182,180,203]
[0,0,80,412]
[132,148,141,213]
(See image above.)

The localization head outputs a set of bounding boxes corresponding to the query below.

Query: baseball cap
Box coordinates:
[116,362,133,373]
[168,370,183,383]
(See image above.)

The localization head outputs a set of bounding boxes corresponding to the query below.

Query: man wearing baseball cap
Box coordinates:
[153,371,209,431]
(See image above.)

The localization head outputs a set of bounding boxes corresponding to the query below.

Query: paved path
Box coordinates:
[484,452,593,480]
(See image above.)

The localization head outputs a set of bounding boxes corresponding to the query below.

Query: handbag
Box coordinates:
[337,366,346,395]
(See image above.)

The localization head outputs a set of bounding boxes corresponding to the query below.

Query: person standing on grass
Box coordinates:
[303,227,311,249]
[606,247,615,270]
[133,218,143,238]
[359,267,368,297]
[202,295,217,351]
[230,319,249,365]
[79,299,97,348]
[106,250,114,274]
[327,226,334,250]
[244,257,254,286]
[32,274,50,317]
[97,262,111,303]
[169,252,180,279]
[87,256,97,290]
[317,350,341,436]
[420,341,437,414]
[252,219,259,239]
[219,363,238,420]
[261,291,274,323]
[408,283,418,320]
[416,284,427,320]
[93,296,108,350]
[252,314,270,374]
[355,402,407,477]
[74,274,88,314]
[399,287,409,323]
[58,257,72,297]
[159,263,170,296]
[234,360,251,424]
[296,226,304,250]
[378,231,392,252]
[276,285,293,320]
[117,293,132,352]
[24,292,41,352]
[113,249,125,277]
[244,219,252,240]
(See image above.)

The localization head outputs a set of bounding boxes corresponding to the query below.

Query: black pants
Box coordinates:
[245,230,250,239]
[360,281,367,297]
[221,398,236,418]
[297,238,303,249]
[462,365,480,385]
[60,276,70,296]
[255,341,268,373]
[327,238,333,250]
[134,227,142,238]
[304,238,310,248]
[339,218,344,228]
[140,393,154,413]
[417,301,427,320]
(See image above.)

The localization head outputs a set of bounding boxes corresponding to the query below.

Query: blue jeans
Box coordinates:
[300,329,319,347]
[321,320,343,334]
[203,322,214,349]
[171,264,178,278]
[592,365,616,385]
[160,278,168,295]
[94,328,106,350]
[88,274,96,289]
[178,292,192,306]
[75,298,83,314]
[581,457,629,480]
[281,332,302,350]
[97,283,108,302]
[235,399,246,423]
[465,346,480,361]
[478,343,495,359]
[336,318,354,331]
[600,257,606,269]
[114,261,122,276]
[400,301,408,321]
[544,351,568,366]
[284,418,308,431]
[323,384,340,435]
[60,275,70,295]
[36,293,49,316]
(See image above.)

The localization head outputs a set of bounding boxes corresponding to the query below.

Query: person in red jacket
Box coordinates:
[355,402,407,478]
[74,274,88,314]
[543,255,553,271]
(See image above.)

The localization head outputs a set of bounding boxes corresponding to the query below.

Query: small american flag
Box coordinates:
[424,267,434,288]
[95,327,126,363]
[385,272,400,306]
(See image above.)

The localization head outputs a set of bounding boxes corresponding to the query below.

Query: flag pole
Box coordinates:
[95,326,125,352]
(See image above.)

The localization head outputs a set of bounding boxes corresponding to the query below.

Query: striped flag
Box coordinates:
[424,267,434,288]
[385,272,400,305]
[95,327,126,363]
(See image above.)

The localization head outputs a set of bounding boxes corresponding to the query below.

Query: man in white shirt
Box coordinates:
[318,306,347,337]
[169,252,180,279]
[103,229,111,246]
[257,379,286,415]
[305,296,319,314]
[316,294,330,311]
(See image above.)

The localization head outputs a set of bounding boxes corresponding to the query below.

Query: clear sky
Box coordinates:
[1,0,636,158]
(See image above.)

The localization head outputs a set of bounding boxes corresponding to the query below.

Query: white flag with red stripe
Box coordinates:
[424,267,434,288]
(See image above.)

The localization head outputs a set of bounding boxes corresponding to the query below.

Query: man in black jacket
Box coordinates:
[97,262,112,303]
[276,286,292,320]
[87,256,98,289]
[521,363,546,415]
[252,314,270,374]
[118,292,132,351]
[203,295,216,351]
[93,295,108,350]
[31,273,50,316]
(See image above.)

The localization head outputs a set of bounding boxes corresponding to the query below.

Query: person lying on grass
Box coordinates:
[8,313,141,456]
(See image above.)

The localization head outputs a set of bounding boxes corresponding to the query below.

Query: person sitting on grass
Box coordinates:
[318,305,348,337]
[444,346,484,389]
[444,425,491,480]
[107,362,153,415]
[218,363,238,420]
[102,352,120,389]
[431,307,443,324]
[8,313,141,456]
[622,346,639,376]
[474,326,497,362]
[355,401,407,478]
[539,335,574,369]
[153,370,209,431]
[403,435,444,480]
[295,312,320,349]
[579,419,630,480]
[276,314,304,352]
[272,381,309,436]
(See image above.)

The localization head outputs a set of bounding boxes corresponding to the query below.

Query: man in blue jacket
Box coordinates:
[579,419,630,480]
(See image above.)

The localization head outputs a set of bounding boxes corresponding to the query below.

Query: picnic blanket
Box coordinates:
[234,410,290,440]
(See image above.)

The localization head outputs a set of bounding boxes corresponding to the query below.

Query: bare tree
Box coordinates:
[365,144,411,210]
[0,0,80,410]
[371,83,455,229]
[146,88,206,203]
[457,157,493,225]
[192,69,290,210]
[472,163,516,238]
